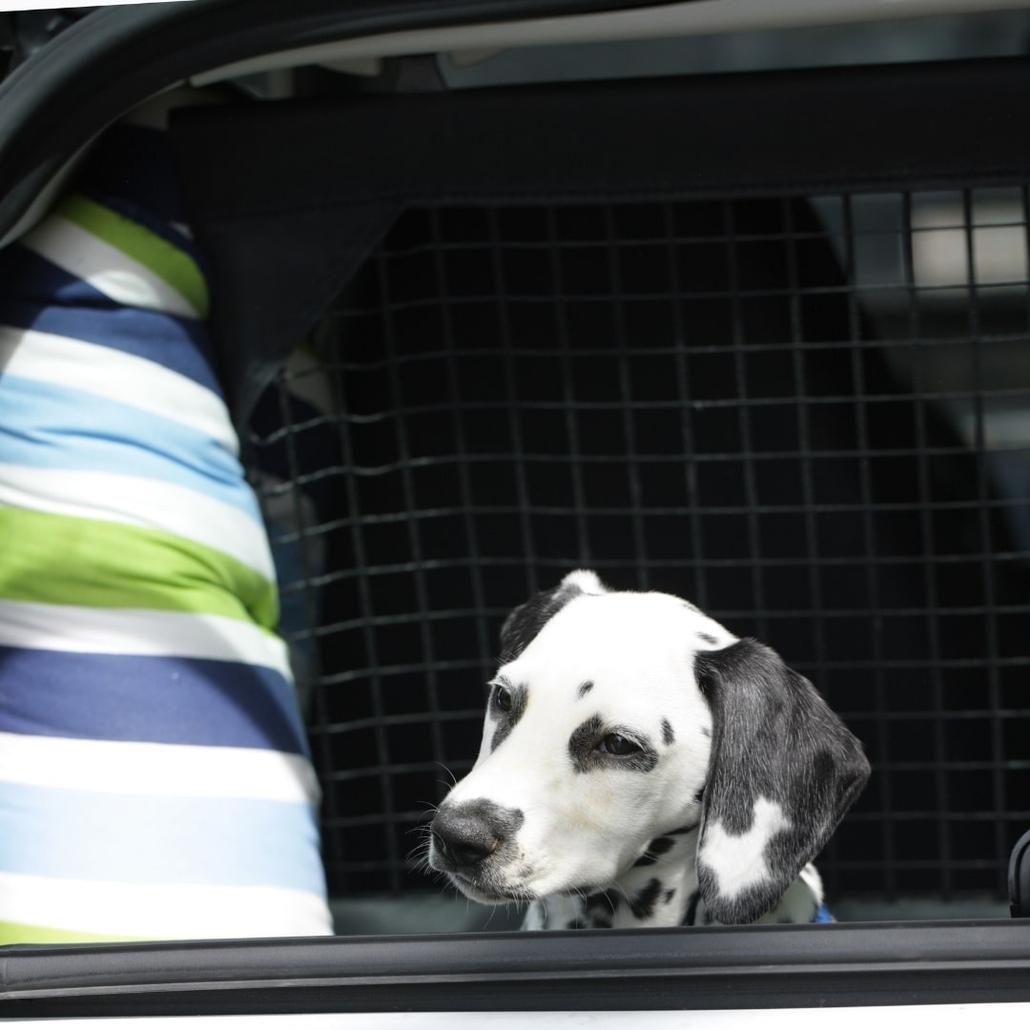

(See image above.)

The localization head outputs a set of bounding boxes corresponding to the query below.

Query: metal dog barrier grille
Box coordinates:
[247,189,1030,904]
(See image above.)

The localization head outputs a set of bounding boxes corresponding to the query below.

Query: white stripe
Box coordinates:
[21,211,199,319]
[0,465,274,581]
[0,601,290,678]
[0,325,238,457]
[0,872,331,939]
[0,732,320,803]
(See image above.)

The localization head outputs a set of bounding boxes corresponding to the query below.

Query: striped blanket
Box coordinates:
[0,120,332,943]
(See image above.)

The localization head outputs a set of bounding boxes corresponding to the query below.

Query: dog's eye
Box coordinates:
[597,733,641,756]
[494,685,513,713]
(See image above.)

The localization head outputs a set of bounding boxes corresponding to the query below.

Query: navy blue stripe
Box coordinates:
[0,244,117,311]
[0,299,222,395]
[0,646,309,756]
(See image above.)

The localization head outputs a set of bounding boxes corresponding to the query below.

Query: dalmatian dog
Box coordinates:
[428,570,870,930]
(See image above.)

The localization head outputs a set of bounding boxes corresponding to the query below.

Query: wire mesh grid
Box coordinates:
[246,188,1030,903]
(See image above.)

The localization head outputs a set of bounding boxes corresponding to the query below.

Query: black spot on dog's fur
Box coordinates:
[633,835,676,867]
[578,680,594,698]
[669,822,700,835]
[630,878,663,920]
[569,715,658,773]
[566,918,588,930]
[651,836,676,856]
[568,715,604,772]
[585,890,619,917]
[490,681,528,752]
[684,889,702,927]
[693,784,706,804]
[661,718,675,745]
[499,579,586,662]
[700,726,712,738]
[664,888,676,904]
[560,885,596,897]
[698,632,718,646]
[591,916,613,929]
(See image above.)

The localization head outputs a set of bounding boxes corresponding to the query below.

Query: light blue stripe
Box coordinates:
[0,375,260,522]
[0,780,326,894]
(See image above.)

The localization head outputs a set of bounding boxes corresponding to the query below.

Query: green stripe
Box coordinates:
[0,920,144,945]
[0,507,277,630]
[56,192,209,318]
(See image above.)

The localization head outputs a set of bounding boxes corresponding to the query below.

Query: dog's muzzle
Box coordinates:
[430,799,523,876]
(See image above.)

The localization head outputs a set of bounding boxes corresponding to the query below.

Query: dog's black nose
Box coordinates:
[432,823,496,869]
[431,800,523,872]
[432,809,499,870]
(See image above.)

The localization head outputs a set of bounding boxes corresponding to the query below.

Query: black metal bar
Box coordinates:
[901,189,952,897]
[842,190,896,900]
[489,206,540,599]
[4,922,1030,1018]
[427,207,493,800]
[375,223,1030,255]
[664,201,708,608]
[605,205,650,590]
[326,256,400,892]
[964,187,1009,896]
[313,330,1030,372]
[547,204,593,570]
[723,199,768,640]
[783,197,827,684]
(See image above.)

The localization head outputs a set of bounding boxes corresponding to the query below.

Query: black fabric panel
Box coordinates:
[171,56,1030,421]
[189,199,401,425]
[175,58,1030,213]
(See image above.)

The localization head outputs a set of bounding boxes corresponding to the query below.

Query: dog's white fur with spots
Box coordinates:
[429,570,869,930]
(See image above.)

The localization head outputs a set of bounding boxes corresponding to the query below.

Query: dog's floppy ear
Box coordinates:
[693,639,870,924]
[499,569,606,662]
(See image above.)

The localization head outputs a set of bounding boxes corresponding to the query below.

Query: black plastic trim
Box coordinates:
[3,921,1030,1017]
[0,0,680,243]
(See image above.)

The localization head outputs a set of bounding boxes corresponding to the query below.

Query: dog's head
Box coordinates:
[428,570,870,923]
